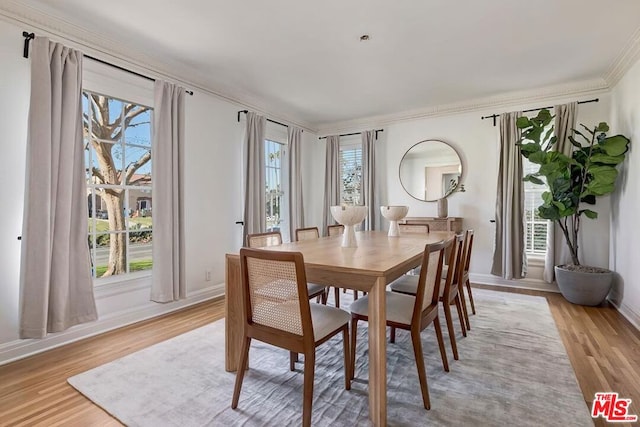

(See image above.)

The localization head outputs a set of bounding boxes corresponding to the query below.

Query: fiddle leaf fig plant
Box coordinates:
[516,109,630,266]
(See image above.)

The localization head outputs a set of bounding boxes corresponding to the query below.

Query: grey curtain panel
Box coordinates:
[243,112,266,243]
[361,130,376,230]
[151,80,186,303]
[321,135,340,236]
[491,111,526,279]
[288,126,305,240]
[19,37,97,338]
[543,102,578,282]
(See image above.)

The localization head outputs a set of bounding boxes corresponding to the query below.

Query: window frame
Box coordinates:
[84,89,154,284]
[339,140,363,205]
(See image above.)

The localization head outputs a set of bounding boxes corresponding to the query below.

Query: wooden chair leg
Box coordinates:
[390,326,396,343]
[290,351,297,371]
[353,290,359,300]
[350,317,358,380]
[342,327,350,390]
[410,329,431,410]
[466,279,476,315]
[302,350,315,427]
[454,294,467,338]
[433,317,449,372]
[320,288,328,305]
[231,336,251,408]
[458,283,471,331]
[442,301,459,360]
[334,287,340,308]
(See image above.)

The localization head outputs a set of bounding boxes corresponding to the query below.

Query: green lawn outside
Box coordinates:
[95,259,152,277]
[89,217,152,232]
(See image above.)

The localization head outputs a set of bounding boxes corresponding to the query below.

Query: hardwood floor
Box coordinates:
[0,287,638,426]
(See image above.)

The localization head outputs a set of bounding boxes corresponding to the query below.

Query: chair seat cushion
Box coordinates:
[389,275,418,295]
[350,291,415,326]
[310,303,350,341]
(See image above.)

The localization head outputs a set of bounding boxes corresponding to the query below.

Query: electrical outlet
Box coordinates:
[205,270,212,281]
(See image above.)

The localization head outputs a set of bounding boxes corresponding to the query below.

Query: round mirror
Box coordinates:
[399,139,463,202]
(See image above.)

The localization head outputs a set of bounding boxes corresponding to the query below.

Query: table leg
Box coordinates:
[225,254,242,372]
[368,277,387,426]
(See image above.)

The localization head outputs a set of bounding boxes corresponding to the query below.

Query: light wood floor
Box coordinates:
[0,287,638,427]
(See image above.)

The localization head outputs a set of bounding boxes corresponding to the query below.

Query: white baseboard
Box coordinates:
[470,273,561,293]
[0,283,225,366]
[608,299,640,332]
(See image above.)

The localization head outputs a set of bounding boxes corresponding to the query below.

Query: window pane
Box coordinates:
[125,108,152,147]
[129,231,153,273]
[124,144,152,186]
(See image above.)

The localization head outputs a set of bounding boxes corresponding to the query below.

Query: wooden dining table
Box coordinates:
[224,230,453,426]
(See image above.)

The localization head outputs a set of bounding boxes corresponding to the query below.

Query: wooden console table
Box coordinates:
[401,216,463,233]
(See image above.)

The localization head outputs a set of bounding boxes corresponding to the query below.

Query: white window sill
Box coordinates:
[94,271,152,299]
[526,255,546,267]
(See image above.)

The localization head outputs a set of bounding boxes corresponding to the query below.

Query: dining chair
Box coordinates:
[247,231,326,302]
[349,239,450,410]
[389,234,469,359]
[327,224,345,237]
[460,229,476,324]
[232,248,351,427]
[295,226,335,306]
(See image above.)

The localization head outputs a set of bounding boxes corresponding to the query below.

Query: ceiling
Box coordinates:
[9,0,640,129]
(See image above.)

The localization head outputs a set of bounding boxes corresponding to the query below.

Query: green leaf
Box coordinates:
[528,150,546,164]
[580,194,596,205]
[580,209,598,219]
[585,181,615,196]
[523,174,544,185]
[568,135,582,148]
[519,142,541,156]
[516,116,531,129]
[588,165,618,184]
[589,153,626,165]
[600,135,630,157]
[596,122,610,133]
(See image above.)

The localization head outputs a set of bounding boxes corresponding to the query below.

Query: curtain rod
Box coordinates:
[236,110,298,130]
[22,31,194,96]
[481,98,599,126]
[319,129,384,140]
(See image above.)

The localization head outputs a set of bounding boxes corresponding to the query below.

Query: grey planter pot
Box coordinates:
[554,265,614,306]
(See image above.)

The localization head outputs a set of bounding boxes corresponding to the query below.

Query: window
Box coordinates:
[265,139,284,232]
[340,145,362,204]
[523,152,549,258]
[84,90,153,279]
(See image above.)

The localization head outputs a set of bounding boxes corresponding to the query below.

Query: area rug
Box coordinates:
[68,289,593,426]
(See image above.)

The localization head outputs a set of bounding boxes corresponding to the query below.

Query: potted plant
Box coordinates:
[517,109,630,306]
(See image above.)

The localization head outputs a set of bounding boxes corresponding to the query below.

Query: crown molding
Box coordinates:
[316,78,610,135]
[0,1,317,132]
[603,26,640,87]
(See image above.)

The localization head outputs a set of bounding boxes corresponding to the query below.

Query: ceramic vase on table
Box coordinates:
[437,198,448,218]
[380,206,409,237]
[330,205,368,247]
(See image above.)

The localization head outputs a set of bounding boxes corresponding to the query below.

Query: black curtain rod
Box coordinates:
[319,129,384,140]
[236,110,294,129]
[481,98,599,126]
[22,31,194,95]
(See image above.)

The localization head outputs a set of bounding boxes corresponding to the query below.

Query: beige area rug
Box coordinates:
[68,289,593,426]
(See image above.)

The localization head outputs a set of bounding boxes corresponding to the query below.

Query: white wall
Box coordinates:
[0,17,249,362]
[609,57,640,329]
[309,95,612,286]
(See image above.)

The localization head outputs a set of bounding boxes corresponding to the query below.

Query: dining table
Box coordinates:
[224,230,454,426]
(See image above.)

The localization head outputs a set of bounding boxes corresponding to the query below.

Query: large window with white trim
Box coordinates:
[265,139,284,232]
[340,144,362,204]
[523,157,548,257]
[83,90,153,279]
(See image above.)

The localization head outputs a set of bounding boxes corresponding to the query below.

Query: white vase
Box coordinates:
[437,198,448,218]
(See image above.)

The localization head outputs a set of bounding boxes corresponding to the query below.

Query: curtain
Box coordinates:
[151,80,186,302]
[544,102,578,282]
[321,135,340,236]
[19,37,97,338]
[361,130,377,230]
[288,126,305,239]
[243,112,266,243]
[491,111,526,279]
